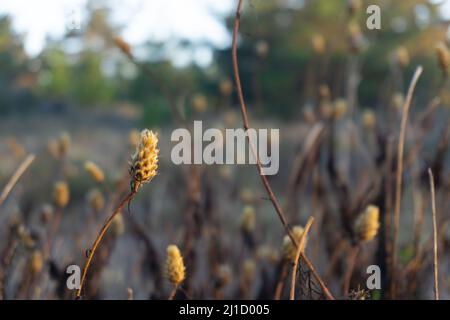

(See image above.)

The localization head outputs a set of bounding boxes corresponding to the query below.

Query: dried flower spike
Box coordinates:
[53,181,70,208]
[282,225,308,262]
[240,205,256,234]
[165,245,185,286]
[130,129,159,187]
[84,161,105,183]
[355,205,380,242]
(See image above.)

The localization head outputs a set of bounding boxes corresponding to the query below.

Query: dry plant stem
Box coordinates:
[168,284,179,300]
[232,0,333,300]
[342,245,360,297]
[75,187,139,299]
[428,169,439,300]
[390,66,423,298]
[290,217,314,300]
[0,154,35,208]
[274,262,289,300]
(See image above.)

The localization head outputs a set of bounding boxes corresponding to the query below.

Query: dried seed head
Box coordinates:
[40,204,54,224]
[219,79,233,97]
[362,110,376,130]
[87,188,105,213]
[355,205,380,242]
[84,161,105,183]
[30,250,43,275]
[192,94,208,113]
[391,92,404,110]
[240,188,254,204]
[130,129,159,186]
[333,99,348,120]
[396,46,410,68]
[240,205,256,234]
[47,133,70,159]
[53,181,70,208]
[436,42,450,76]
[311,34,326,55]
[255,40,269,58]
[256,245,279,264]
[242,259,256,283]
[216,264,232,288]
[165,245,185,286]
[114,36,132,56]
[17,224,35,249]
[111,213,125,236]
[282,226,308,262]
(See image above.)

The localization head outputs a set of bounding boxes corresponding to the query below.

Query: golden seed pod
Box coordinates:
[436,42,450,76]
[362,110,376,130]
[391,92,404,110]
[396,46,409,68]
[191,94,208,113]
[130,129,159,185]
[240,205,256,234]
[355,205,380,242]
[165,245,186,286]
[111,213,125,236]
[30,250,44,275]
[333,99,348,120]
[53,181,70,208]
[216,264,232,288]
[219,79,233,97]
[59,132,71,157]
[114,36,132,56]
[311,34,326,55]
[242,259,256,283]
[87,188,105,213]
[255,40,269,58]
[40,203,54,224]
[240,188,254,204]
[282,226,308,262]
[84,161,105,183]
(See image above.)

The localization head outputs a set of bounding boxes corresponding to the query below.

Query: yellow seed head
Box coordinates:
[30,250,43,275]
[282,226,308,262]
[311,34,326,55]
[240,205,256,234]
[242,259,256,283]
[396,46,409,68]
[355,205,380,242]
[84,161,105,183]
[333,99,348,120]
[362,110,376,130]
[53,181,70,208]
[130,129,159,185]
[165,245,185,286]
[87,188,105,213]
[114,36,132,56]
[219,79,233,97]
[436,42,450,75]
[111,213,125,236]
[192,94,208,113]
[255,40,269,58]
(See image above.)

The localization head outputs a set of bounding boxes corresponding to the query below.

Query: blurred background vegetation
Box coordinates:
[0,0,449,123]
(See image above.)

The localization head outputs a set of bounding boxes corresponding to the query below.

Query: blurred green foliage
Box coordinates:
[0,0,448,121]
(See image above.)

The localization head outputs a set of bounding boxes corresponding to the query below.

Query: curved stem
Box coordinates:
[76,188,138,299]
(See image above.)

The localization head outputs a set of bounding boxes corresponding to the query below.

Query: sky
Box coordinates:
[0,0,234,65]
[1,0,450,65]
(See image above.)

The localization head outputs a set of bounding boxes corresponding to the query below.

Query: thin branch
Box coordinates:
[75,187,139,299]
[231,0,334,300]
[428,168,439,300]
[290,217,314,300]
[390,66,423,298]
[0,154,35,208]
